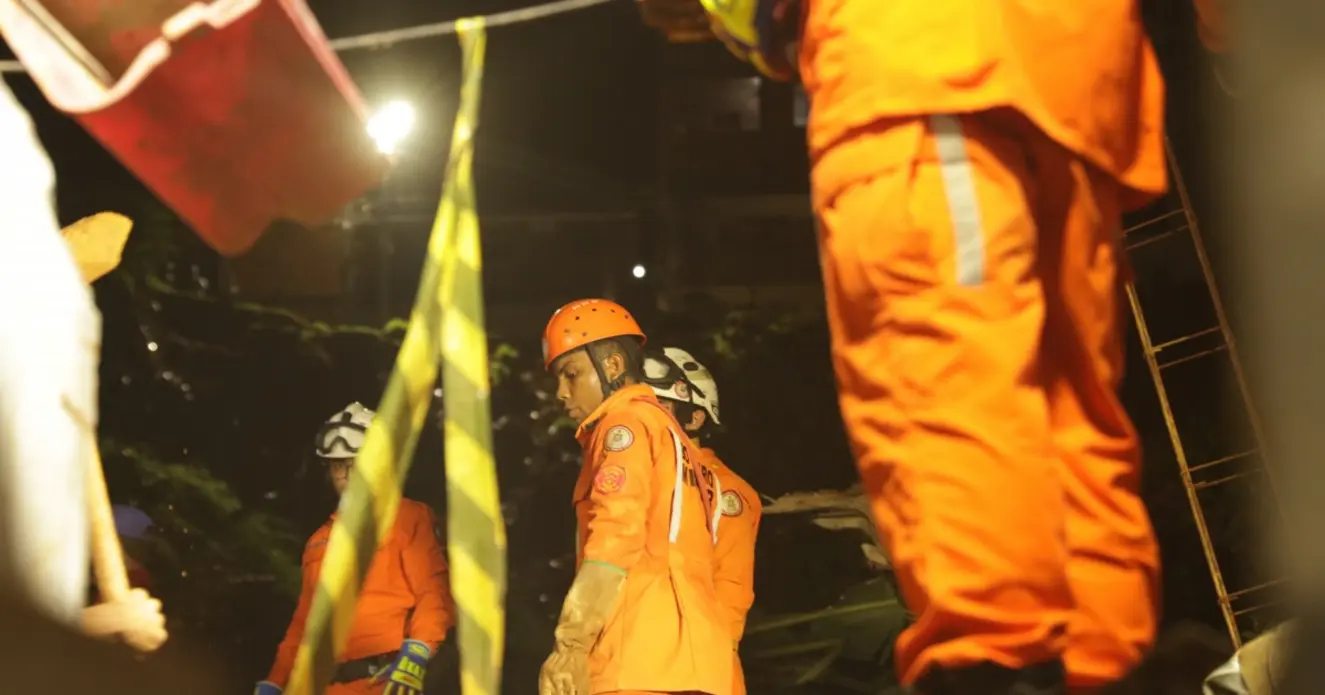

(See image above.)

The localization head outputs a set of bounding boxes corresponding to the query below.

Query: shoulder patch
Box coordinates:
[603,424,635,452]
[594,464,628,495]
[720,490,744,517]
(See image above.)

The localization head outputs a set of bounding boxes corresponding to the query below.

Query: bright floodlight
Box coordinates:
[632,264,647,279]
[367,100,416,155]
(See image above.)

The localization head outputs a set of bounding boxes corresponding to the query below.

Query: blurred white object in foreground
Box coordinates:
[0,78,96,627]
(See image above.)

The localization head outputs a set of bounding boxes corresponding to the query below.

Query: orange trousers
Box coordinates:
[814,111,1160,690]
[732,650,745,695]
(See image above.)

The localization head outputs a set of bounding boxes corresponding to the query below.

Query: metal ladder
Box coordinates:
[1121,140,1281,648]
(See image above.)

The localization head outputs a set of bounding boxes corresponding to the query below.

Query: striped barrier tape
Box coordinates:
[286,19,506,695]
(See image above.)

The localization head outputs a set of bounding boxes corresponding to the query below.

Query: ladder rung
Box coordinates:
[1123,208,1185,235]
[1152,326,1223,354]
[1159,344,1227,370]
[1123,228,1178,252]
[1193,469,1258,491]
[1187,449,1257,474]
[1226,578,1287,603]
[1233,598,1281,617]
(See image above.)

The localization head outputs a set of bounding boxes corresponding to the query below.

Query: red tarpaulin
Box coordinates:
[0,0,388,256]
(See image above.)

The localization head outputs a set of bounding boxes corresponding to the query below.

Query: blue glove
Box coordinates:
[374,639,431,695]
[253,682,282,695]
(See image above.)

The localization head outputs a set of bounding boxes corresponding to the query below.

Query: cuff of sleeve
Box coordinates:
[581,558,628,574]
[403,639,433,658]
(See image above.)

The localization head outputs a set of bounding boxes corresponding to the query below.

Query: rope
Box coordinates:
[0,0,622,74]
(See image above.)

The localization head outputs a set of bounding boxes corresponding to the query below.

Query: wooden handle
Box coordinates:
[87,446,130,603]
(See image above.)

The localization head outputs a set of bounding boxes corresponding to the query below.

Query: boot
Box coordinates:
[1096,623,1233,695]
[913,660,1067,695]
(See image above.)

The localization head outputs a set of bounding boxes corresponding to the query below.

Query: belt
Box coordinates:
[331,651,396,684]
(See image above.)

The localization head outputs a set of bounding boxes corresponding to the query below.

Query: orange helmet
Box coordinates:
[542,299,646,368]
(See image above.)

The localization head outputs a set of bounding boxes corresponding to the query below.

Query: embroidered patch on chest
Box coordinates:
[594,464,628,495]
[720,490,744,517]
[603,425,634,452]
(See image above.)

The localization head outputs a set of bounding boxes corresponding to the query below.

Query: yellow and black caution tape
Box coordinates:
[286,19,506,695]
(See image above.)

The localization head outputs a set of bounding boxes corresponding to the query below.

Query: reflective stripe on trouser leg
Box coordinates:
[814,116,1073,684]
[930,114,987,286]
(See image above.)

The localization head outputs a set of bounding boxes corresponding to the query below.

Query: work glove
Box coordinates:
[538,561,627,695]
[252,681,282,695]
[373,639,432,695]
[698,0,801,81]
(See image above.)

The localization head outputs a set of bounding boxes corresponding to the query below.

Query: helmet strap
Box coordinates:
[585,344,629,399]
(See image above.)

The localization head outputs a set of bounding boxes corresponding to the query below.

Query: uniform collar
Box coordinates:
[575,384,656,444]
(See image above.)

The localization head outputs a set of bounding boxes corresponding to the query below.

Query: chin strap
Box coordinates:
[586,346,629,398]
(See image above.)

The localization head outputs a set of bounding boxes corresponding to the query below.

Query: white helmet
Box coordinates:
[643,347,720,425]
[314,402,376,459]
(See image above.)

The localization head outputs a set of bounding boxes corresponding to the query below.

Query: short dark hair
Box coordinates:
[588,337,645,382]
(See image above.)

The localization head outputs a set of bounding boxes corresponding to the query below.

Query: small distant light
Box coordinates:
[631,264,647,279]
[146,341,159,352]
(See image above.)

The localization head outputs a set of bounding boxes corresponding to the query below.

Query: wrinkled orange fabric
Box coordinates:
[813,110,1162,689]
[700,448,762,695]
[799,0,1167,213]
[266,499,455,687]
[800,3,1165,687]
[573,384,734,695]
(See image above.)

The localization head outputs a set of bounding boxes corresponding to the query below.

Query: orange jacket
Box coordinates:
[573,384,735,695]
[799,0,1167,211]
[701,448,761,643]
[704,448,761,695]
[265,498,454,686]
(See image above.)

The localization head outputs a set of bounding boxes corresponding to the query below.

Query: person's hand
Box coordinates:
[538,645,589,695]
[373,639,431,695]
[81,588,168,653]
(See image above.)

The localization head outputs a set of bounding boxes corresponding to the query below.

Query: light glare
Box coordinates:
[367,100,416,155]
[631,264,646,279]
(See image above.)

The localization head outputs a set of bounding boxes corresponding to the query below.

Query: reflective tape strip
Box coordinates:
[929,114,987,287]
[286,19,506,695]
[668,428,685,543]
[710,475,721,544]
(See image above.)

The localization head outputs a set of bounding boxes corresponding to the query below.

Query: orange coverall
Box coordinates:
[799,1,1165,689]
[701,448,762,695]
[266,499,454,694]
[573,384,734,695]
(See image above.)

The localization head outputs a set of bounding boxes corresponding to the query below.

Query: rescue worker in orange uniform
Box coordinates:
[643,347,762,695]
[693,2,1167,693]
[255,402,454,695]
[538,298,734,695]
